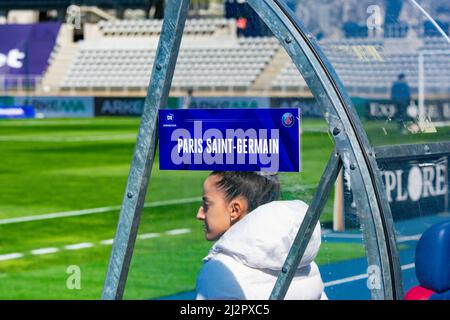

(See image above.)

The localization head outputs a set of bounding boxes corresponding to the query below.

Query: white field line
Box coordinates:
[138,233,161,240]
[0,120,118,126]
[0,134,136,142]
[0,250,418,290]
[0,197,202,225]
[30,248,59,255]
[165,229,191,236]
[64,243,94,250]
[324,273,368,287]
[324,263,415,287]
[0,228,191,263]
[397,235,422,242]
[101,232,164,244]
[0,184,318,226]
[401,263,416,270]
[0,233,417,292]
[100,239,114,245]
[323,232,422,243]
[0,253,24,261]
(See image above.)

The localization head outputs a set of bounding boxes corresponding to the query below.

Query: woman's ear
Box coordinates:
[229,197,248,224]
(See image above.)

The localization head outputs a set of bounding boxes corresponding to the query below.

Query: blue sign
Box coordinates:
[158,108,300,172]
[0,106,35,119]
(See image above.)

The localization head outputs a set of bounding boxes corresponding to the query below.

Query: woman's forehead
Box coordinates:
[203,175,221,195]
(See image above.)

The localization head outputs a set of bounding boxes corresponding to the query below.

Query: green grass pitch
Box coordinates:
[0,117,447,299]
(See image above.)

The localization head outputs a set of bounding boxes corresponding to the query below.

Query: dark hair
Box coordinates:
[210,171,281,213]
[398,73,405,80]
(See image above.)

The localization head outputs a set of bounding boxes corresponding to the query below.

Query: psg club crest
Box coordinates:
[282,112,295,128]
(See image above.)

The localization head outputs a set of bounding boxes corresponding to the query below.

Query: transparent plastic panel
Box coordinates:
[283,0,450,147]
[377,151,450,298]
[283,0,450,299]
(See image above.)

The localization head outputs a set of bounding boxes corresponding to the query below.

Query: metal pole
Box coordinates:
[418,49,450,129]
[101,0,190,300]
[418,52,425,121]
[270,151,342,299]
[333,168,344,232]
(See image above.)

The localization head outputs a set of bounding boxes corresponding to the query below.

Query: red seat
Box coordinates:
[404,286,434,300]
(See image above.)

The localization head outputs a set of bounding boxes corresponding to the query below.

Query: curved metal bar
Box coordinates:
[247,0,403,299]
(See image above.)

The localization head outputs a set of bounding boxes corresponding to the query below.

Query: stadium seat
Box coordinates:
[404,220,450,300]
[99,18,231,36]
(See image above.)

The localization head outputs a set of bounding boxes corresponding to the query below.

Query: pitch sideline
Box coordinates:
[0,185,317,226]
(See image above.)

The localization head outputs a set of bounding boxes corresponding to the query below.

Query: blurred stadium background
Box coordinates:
[0,0,449,299]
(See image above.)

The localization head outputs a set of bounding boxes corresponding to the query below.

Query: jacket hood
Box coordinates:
[204,200,321,271]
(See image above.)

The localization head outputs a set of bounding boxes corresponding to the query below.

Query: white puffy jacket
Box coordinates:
[195,200,326,300]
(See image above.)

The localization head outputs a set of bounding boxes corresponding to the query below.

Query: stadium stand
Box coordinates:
[51,19,450,98]
[98,18,233,36]
[60,21,280,93]
[1,15,449,99]
[274,37,450,97]
[423,37,450,50]
[272,62,307,89]
[61,38,278,91]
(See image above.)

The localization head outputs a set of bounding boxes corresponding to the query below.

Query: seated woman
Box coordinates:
[195,171,325,300]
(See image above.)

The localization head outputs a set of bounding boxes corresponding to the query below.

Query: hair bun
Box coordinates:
[255,171,278,176]
[255,171,279,183]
